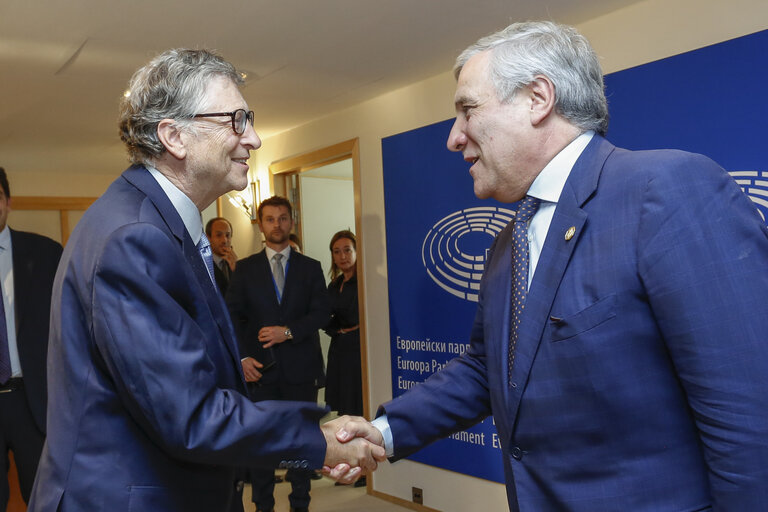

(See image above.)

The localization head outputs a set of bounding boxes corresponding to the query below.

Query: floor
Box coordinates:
[241,471,412,512]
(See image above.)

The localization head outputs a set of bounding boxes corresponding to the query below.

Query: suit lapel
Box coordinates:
[256,251,281,306]
[122,167,244,379]
[505,136,615,425]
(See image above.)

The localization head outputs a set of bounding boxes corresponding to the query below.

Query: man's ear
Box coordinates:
[157,119,187,160]
[528,75,557,126]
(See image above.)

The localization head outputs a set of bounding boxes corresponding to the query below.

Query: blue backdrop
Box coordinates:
[381,28,768,482]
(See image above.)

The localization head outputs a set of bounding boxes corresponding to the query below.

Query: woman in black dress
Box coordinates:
[324,230,362,418]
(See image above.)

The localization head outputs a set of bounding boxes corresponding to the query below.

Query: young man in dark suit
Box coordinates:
[0,167,62,510]
[227,196,330,512]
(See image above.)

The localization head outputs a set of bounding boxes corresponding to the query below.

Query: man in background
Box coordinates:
[206,216,237,296]
[28,49,382,512]
[336,21,768,511]
[227,196,330,512]
[0,167,62,511]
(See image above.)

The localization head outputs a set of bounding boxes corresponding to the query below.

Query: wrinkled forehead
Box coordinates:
[453,51,495,105]
[199,75,248,111]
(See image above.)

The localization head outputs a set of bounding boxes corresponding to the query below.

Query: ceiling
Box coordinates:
[0,0,641,176]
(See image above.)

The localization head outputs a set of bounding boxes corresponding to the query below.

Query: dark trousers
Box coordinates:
[0,381,44,509]
[247,381,317,511]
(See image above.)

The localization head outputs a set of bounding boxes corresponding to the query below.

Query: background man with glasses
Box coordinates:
[27,48,383,512]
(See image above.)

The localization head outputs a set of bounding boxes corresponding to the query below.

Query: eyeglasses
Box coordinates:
[193,109,255,135]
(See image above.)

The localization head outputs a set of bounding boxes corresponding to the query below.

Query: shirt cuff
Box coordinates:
[371,415,394,457]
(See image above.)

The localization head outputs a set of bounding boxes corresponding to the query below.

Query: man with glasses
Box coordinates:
[27,49,383,512]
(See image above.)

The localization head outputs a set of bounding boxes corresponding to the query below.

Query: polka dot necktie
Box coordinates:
[508,195,540,384]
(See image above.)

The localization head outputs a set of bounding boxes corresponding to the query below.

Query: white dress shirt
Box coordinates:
[265,245,291,277]
[147,166,204,245]
[372,131,596,456]
[0,225,20,377]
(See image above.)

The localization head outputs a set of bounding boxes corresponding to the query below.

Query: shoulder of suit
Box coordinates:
[10,228,63,252]
[290,250,321,266]
[238,250,267,267]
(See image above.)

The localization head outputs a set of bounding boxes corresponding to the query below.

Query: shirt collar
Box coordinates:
[528,130,594,204]
[146,165,203,244]
[265,245,291,262]
[0,225,10,252]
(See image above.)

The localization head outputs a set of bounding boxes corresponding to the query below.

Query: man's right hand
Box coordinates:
[322,415,386,483]
[241,357,264,382]
[222,246,238,271]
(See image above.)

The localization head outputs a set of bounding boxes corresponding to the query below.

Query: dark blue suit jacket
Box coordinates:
[226,249,329,388]
[9,229,62,432]
[28,166,327,512]
[381,136,768,511]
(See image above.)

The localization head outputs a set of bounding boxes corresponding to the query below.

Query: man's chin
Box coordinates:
[267,234,288,245]
[473,184,491,200]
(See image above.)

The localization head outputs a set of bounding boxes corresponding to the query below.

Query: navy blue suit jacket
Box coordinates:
[9,229,62,432]
[381,136,768,511]
[29,166,327,512]
[226,249,329,388]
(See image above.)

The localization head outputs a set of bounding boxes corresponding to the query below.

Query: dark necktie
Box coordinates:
[508,195,540,384]
[0,279,11,384]
[219,259,230,282]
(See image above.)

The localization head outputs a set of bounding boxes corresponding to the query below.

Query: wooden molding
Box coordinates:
[268,139,357,175]
[368,488,442,512]
[12,196,97,211]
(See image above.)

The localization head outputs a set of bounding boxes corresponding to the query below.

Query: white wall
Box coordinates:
[246,0,768,510]
[299,175,355,276]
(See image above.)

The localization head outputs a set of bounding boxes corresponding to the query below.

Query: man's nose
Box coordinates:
[241,121,262,150]
[446,119,466,152]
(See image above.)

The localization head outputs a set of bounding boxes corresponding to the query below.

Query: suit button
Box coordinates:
[235,480,244,492]
[279,460,287,469]
[300,461,309,469]
[510,382,517,388]
[511,447,523,460]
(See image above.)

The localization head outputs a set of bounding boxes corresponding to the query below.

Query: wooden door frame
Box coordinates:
[12,196,97,245]
[267,139,371,417]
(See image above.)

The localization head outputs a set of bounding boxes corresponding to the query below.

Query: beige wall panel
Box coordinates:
[9,210,62,243]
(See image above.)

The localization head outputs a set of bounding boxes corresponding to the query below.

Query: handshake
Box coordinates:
[321,415,386,484]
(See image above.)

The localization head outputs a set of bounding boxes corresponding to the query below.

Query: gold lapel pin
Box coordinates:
[565,226,576,241]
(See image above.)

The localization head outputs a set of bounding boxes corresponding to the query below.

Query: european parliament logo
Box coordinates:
[422,207,515,302]
[730,170,768,224]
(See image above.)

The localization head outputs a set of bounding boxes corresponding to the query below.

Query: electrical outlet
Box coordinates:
[412,486,423,505]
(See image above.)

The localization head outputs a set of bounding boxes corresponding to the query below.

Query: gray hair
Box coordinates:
[118,48,243,165]
[454,21,609,135]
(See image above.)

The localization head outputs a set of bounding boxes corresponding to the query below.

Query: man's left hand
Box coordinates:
[258,325,289,348]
